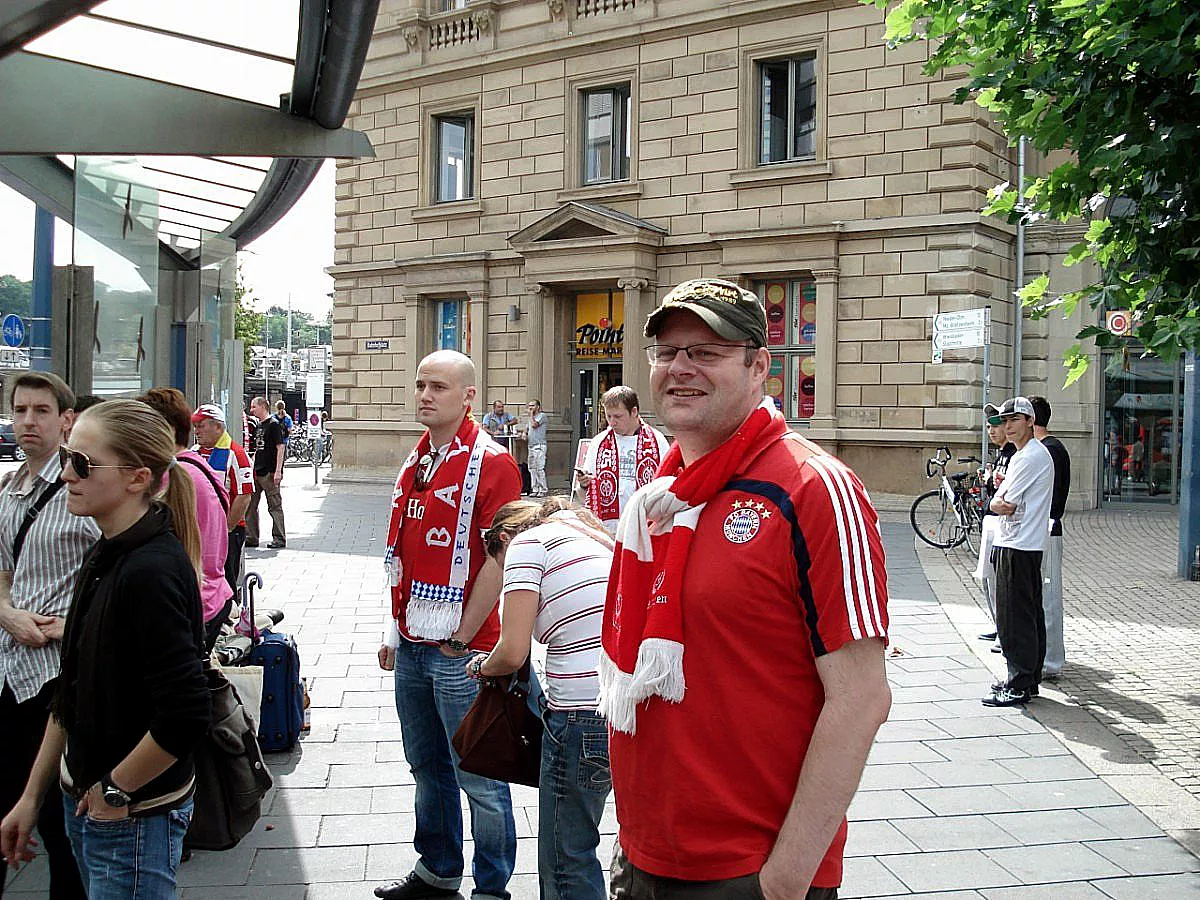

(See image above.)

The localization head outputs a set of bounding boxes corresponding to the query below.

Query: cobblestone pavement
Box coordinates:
[6,480,1200,898]
[907,500,1200,858]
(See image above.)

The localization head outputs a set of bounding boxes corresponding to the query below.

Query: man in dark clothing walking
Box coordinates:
[247,396,286,549]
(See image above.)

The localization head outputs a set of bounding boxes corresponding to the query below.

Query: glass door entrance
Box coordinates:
[1101,351,1183,503]
[574,362,623,443]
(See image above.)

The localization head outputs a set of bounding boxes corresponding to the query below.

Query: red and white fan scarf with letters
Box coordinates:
[598,400,786,734]
[384,415,491,639]
[588,425,663,523]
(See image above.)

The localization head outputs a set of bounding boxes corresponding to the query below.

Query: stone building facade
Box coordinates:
[330,0,1101,504]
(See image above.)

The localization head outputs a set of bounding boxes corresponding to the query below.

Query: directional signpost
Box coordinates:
[931,308,992,460]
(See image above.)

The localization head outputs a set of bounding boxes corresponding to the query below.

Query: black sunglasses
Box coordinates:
[59,445,138,480]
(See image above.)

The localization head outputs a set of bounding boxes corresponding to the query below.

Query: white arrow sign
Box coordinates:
[932,328,986,351]
[933,308,988,333]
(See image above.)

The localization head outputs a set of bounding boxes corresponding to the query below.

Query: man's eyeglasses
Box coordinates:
[645,342,754,367]
[59,445,139,480]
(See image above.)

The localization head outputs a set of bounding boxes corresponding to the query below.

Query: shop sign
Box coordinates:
[575,292,625,360]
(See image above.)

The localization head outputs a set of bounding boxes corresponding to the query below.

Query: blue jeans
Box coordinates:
[393,641,518,900]
[63,793,192,900]
[539,707,611,900]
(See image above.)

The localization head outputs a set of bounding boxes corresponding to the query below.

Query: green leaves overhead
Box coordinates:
[866,0,1200,371]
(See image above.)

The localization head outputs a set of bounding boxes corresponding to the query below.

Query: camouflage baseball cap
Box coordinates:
[644,277,767,347]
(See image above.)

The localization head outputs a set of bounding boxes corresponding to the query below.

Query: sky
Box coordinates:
[0,0,336,319]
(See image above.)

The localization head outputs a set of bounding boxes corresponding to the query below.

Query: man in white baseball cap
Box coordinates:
[983,396,1054,706]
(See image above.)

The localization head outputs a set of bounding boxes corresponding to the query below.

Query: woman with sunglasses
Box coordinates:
[1,400,211,900]
[468,496,614,900]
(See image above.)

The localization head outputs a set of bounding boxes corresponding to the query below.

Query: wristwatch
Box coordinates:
[442,638,470,654]
[100,773,132,809]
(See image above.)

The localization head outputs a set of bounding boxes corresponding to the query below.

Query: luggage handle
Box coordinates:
[243,572,263,641]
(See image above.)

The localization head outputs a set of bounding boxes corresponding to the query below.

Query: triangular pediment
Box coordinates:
[509,201,667,250]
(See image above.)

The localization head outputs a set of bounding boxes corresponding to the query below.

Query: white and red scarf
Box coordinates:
[588,425,663,523]
[384,415,491,639]
[598,400,786,734]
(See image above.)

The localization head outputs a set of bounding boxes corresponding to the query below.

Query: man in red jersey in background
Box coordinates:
[192,404,253,598]
[601,278,892,900]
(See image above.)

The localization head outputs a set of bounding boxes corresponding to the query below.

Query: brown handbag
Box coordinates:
[452,660,543,788]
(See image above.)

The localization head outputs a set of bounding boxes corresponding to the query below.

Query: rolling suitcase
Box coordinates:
[243,572,305,752]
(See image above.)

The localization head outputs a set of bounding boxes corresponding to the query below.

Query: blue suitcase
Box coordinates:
[243,573,304,753]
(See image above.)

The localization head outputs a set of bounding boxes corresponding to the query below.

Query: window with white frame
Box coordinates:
[759,55,817,165]
[435,112,474,203]
[757,278,816,420]
[582,84,631,184]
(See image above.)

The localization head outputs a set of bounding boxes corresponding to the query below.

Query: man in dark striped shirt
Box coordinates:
[0,372,98,898]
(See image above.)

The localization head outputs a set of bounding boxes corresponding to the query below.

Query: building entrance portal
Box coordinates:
[571,290,624,448]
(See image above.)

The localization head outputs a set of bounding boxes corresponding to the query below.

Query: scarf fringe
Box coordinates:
[405,597,463,641]
[598,638,685,735]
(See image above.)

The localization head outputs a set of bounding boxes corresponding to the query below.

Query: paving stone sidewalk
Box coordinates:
[6,481,1199,898]
[907,501,1200,862]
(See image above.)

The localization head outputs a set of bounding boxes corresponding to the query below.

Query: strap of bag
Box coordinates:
[176,455,229,515]
[13,478,65,567]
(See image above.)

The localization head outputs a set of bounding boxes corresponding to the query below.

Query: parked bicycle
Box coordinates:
[284,429,334,465]
[910,446,985,552]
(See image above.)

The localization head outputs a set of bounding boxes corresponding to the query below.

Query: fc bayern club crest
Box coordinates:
[723,499,770,543]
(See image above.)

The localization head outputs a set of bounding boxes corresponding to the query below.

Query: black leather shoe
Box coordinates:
[982,686,1032,707]
[373,873,457,900]
[978,631,997,641]
[245,539,259,548]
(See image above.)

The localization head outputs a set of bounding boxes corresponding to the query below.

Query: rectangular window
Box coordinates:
[435,299,469,353]
[438,0,467,9]
[759,56,816,165]
[435,113,474,203]
[582,85,631,184]
[758,278,816,420]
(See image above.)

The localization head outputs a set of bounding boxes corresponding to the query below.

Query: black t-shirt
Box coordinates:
[983,443,1017,517]
[1040,434,1071,536]
[253,416,285,476]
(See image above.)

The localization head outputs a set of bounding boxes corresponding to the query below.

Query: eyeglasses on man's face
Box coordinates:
[644,342,754,367]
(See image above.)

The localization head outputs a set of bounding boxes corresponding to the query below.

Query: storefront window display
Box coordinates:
[1101,350,1182,503]
[757,278,816,421]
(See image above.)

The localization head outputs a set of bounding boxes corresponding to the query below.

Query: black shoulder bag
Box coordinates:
[12,478,65,566]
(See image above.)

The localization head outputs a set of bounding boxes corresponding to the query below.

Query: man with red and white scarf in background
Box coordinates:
[374,350,524,900]
[601,278,892,900]
[577,385,669,536]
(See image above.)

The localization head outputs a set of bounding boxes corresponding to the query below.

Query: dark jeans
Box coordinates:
[202,592,235,656]
[992,545,1046,692]
[0,681,86,900]
[610,848,837,900]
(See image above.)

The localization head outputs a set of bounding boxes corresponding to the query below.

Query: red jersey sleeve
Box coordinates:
[228,443,254,497]
[475,446,523,531]
[795,454,889,655]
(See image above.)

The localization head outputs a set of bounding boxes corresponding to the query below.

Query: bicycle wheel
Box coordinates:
[911,489,965,548]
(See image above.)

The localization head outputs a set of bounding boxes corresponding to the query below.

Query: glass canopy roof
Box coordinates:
[13,0,327,253]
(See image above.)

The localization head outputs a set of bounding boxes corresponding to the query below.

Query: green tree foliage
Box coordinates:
[262,305,320,349]
[234,270,264,370]
[0,275,33,319]
[870,0,1200,379]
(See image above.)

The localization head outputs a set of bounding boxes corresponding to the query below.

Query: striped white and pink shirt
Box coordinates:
[502,516,613,711]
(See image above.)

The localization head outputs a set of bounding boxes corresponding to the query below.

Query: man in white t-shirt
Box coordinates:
[576,386,669,535]
[985,396,1054,707]
[522,400,548,497]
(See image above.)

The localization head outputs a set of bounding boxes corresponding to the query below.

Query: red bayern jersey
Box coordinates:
[394,443,522,651]
[609,431,888,886]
